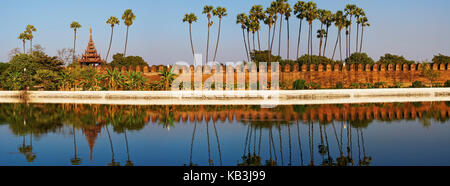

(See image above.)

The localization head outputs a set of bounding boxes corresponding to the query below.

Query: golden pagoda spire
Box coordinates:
[90,27,92,41]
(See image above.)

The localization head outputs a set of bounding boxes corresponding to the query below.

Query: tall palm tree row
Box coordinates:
[106,16,120,62]
[70,22,81,63]
[231,1,369,62]
[332,11,345,62]
[183,13,198,58]
[122,9,136,57]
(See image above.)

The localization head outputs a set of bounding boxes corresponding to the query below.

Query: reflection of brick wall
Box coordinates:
[92,63,450,89]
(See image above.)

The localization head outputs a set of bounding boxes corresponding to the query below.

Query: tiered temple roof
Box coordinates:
[78,28,105,66]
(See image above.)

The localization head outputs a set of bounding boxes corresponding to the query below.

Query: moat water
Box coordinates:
[0,102,449,166]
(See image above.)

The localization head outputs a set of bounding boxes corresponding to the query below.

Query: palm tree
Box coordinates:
[122,9,136,57]
[183,13,198,57]
[354,8,365,53]
[236,13,250,62]
[159,67,176,90]
[25,25,36,55]
[344,4,358,54]
[317,29,326,57]
[100,68,125,90]
[359,16,370,53]
[269,2,280,54]
[264,7,276,62]
[344,19,351,59]
[249,20,260,52]
[18,32,28,54]
[106,16,120,62]
[304,1,318,64]
[285,5,293,60]
[244,18,252,54]
[203,5,214,64]
[332,11,345,62]
[322,11,334,57]
[294,1,306,59]
[70,22,81,63]
[250,5,264,51]
[212,7,227,62]
[276,0,289,57]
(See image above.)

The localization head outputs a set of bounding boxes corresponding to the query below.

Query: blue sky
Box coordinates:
[1,0,449,65]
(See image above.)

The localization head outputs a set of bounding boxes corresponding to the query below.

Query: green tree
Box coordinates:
[70,22,82,62]
[293,79,307,90]
[264,6,276,62]
[212,7,227,62]
[106,16,120,62]
[122,9,136,57]
[354,8,365,52]
[203,5,214,63]
[344,4,358,54]
[422,64,441,87]
[377,54,414,65]
[33,69,60,90]
[100,68,125,90]
[250,5,265,51]
[432,54,450,64]
[276,0,289,57]
[346,52,374,65]
[183,13,198,57]
[159,67,177,91]
[109,53,148,68]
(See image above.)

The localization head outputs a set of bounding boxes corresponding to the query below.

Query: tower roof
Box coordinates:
[78,27,105,65]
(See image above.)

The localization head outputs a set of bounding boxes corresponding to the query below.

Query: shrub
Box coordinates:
[293,79,307,90]
[306,82,321,89]
[296,54,340,65]
[250,50,282,64]
[377,54,415,65]
[346,52,375,65]
[374,82,387,88]
[109,53,149,68]
[411,81,425,88]
[445,80,450,87]
[432,54,450,64]
[335,82,344,89]
[390,82,403,88]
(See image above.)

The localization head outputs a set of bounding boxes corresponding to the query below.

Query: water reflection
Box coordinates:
[0,102,449,166]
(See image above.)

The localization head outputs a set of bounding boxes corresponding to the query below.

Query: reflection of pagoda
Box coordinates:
[78,27,105,66]
[82,125,102,161]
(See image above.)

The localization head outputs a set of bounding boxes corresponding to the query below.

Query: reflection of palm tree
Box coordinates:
[70,126,82,165]
[296,121,304,166]
[308,121,314,166]
[287,124,292,166]
[105,125,120,166]
[124,130,134,166]
[206,120,213,166]
[189,121,197,166]
[212,120,222,166]
[278,125,284,166]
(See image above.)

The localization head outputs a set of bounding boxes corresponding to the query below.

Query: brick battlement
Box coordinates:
[86,63,450,89]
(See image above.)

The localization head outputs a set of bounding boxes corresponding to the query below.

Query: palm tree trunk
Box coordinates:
[271,18,277,53]
[339,31,343,62]
[106,26,114,62]
[23,41,26,54]
[190,121,197,165]
[247,30,251,54]
[323,26,329,57]
[349,17,352,53]
[124,26,129,56]
[213,18,222,62]
[242,28,250,62]
[296,121,304,166]
[73,29,77,62]
[30,39,33,55]
[213,121,222,166]
[252,32,256,52]
[189,24,195,57]
[277,14,283,57]
[268,26,271,63]
[307,24,312,64]
[360,26,364,52]
[287,18,290,60]
[206,18,211,64]
[296,19,303,59]
[257,30,261,51]
[332,30,339,60]
[356,23,359,54]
